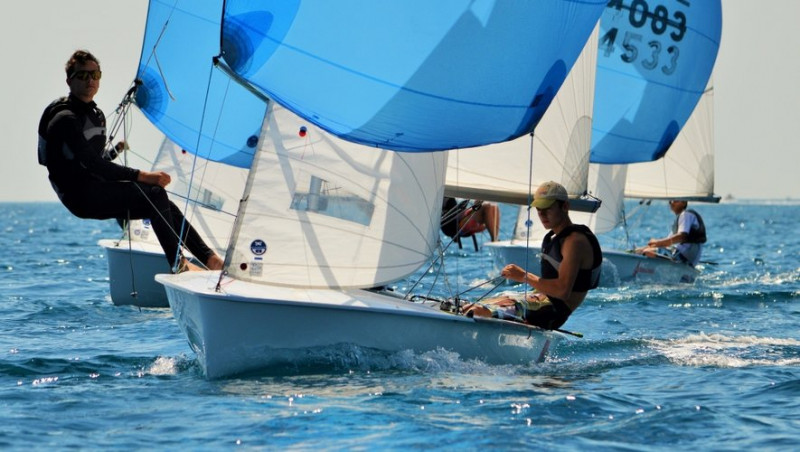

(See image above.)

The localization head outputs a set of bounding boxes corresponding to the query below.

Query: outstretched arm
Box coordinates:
[501,233,590,301]
[647,232,688,249]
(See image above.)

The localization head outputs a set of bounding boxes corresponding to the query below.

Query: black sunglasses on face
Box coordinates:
[70,70,102,81]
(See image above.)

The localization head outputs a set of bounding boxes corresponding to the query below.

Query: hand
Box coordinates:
[114,141,129,152]
[501,264,527,283]
[493,297,516,307]
[139,170,171,188]
[647,238,658,247]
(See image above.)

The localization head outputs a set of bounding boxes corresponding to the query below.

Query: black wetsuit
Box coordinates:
[441,196,468,238]
[529,224,602,330]
[39,94,214,267]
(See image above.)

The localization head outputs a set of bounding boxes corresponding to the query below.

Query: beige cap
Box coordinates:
[530,181,568,209]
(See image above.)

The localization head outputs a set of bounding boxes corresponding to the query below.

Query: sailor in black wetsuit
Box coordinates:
[39,50,222,272]
[463,181,601,330]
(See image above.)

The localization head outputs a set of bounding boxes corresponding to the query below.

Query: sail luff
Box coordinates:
[219,105,273,277]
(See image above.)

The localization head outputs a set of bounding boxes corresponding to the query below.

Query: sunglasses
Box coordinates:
[70,69,102,81]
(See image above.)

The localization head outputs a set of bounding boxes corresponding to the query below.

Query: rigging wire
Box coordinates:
[522,132,536,302]
[403,199,485,302]
[103,75,221,278]
[105,84,140,297]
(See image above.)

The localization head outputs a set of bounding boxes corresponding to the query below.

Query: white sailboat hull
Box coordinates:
[485,241,699,286]
[156,272,558,379]
[98,239,171,308]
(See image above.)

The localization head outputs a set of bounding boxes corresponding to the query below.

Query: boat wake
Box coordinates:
[647,333,800,367]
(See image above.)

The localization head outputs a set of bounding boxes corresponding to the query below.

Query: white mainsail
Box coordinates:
[624,79,717,201]
[572,79,717,240]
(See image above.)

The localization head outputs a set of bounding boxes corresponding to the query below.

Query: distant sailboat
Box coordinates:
[484,0,722,285]
[98,1,268,307]
[597,78,719,284]
[569,81,717,285]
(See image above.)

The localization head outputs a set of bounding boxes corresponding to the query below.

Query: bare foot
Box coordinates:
[176,258,203,273]
[206,254,224,270]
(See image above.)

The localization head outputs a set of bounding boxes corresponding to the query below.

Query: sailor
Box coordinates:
[441,197,500,243]
[463,181,602,330]
[637,200,707,267]
[39,49,223,272]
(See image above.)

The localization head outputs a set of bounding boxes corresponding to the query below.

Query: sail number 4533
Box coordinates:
[600,0,689,75]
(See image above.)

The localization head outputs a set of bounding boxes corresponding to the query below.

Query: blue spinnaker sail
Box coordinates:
[135,1,267,168]
[590,0,722,164]
[220,0,606,152]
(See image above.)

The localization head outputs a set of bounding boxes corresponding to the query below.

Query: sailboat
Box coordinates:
[97,1,267,307]
[493,80,717,285]
[605,78,720,283]
[141,1,608,378]
[483,0,722,285]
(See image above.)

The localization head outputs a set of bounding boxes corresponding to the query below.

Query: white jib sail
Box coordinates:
[224,103,447,289]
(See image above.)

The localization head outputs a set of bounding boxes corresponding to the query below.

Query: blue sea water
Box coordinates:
[2,201,799,450]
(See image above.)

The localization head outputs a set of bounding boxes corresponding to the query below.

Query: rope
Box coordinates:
[405,199,484,300]
[103,83,214,275]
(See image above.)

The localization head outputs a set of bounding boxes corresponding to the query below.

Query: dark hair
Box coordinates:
[65,50,100,77]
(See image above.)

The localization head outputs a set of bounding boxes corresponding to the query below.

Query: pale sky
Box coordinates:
[2,1,798,202]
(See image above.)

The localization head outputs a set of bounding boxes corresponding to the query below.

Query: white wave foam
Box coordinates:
[647,333,800,367]
[145,356,179,376]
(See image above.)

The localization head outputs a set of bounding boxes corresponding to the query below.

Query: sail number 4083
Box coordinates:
[600,0,689,75]
[606,0,687,42]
